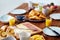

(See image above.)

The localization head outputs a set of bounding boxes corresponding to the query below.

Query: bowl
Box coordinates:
[16,15,26,21]
[2,36,16,40]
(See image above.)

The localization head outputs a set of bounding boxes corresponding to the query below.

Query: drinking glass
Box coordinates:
[19,31,31,40]
[38,3,44,12]
[46,18,52,27]
[9,18,15,26]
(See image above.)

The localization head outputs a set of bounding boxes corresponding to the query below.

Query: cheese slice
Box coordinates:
[16,24,29,29]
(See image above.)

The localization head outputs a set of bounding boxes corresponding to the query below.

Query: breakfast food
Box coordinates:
[0,25,15,39]
[30,35,45,40]
[0,25,8,38]
[16,22,42,34]
[0,29,7,39]
[8,28,14,35]
[1,25,7,31]
[1,32,7,37]
[28,10,46,20]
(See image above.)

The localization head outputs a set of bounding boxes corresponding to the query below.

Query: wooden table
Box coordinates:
[0,3,60,40]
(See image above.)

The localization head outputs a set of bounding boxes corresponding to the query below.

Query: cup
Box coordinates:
[19,31,31,40]
[9,18,15,26]
[46,18,52,27]
[38,3,44,12]
[16,15,25,21]
[39,6,43,12]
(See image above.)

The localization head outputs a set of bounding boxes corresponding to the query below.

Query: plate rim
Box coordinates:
[0,15,14,23]
[43,26,60,36]
[25,17,45,22]
[50,13,60,20]
[10,9,26,14]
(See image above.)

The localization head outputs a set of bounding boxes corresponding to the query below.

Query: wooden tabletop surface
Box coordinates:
[0,3,60,40]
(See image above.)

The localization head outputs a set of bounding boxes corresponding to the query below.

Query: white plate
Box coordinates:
[10,9,26,14]
[50,13,60,20]
[43,26,60,36]
[0,15,14,23]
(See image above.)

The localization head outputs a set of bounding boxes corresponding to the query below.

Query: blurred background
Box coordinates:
[0,0,60,16]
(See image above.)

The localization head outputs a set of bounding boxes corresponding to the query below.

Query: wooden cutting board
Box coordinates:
[16,22,42,34]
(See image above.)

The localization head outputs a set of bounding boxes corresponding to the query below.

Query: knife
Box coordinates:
[48,27,60,36]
